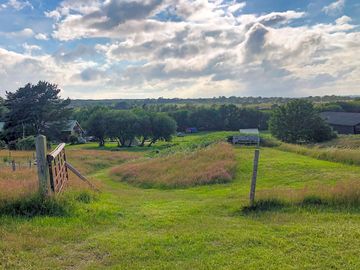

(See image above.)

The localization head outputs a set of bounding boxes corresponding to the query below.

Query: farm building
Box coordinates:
[231,128,260,145]
[185,127,198,133]
[62,120,84,138]
[320,112,360,134]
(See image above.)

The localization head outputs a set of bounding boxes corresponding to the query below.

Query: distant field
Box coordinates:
[260,133,360,166]
[1,131,360,269]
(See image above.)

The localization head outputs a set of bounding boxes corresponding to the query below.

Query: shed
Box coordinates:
[62,120,84,138]
[320,112,360,134]
[185,127,198,133]
[232,128,260,145]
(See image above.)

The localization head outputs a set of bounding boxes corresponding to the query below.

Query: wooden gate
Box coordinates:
[47,143,69,193]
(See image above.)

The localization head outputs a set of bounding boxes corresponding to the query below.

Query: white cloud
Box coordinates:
[1,0,33,10]
[335,15,352,25]
[0,0,359,98]
[322,0,345,16]
[0,28,34,39]
[228,2,246,14]
[22,43,42,55]
[34,33,49,40]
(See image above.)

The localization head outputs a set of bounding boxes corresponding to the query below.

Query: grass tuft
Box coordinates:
[241,199,286,214]
[0,193,72,217]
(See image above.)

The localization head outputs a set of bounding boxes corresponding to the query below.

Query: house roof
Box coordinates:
[320,112,360,126]
[0,122,4,133]
[63,120,83,132]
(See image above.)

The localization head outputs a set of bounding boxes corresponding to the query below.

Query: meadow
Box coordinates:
[0,132,360,269]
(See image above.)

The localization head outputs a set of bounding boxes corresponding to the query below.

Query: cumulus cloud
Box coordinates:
[0,0,359,98]
[323,0,345,16]
[1,0,33,10]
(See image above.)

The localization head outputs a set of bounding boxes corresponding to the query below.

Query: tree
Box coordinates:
[0,97,8,121]
[4,81,71,141]
[148,113,177,146]
[269,99,335,143]
[86,108,109,147]
[133,110,152,146]
[107,110,138,147]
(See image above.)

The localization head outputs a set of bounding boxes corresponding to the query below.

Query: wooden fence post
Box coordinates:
[11,160,16,171]
[249,149,260,206]
[36,135,50,196]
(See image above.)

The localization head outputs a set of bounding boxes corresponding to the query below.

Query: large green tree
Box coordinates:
[269,99,335,143]
[4,81,71,141]
[148,113,177,146]
[85,108,110,147]
[107,110,138,147]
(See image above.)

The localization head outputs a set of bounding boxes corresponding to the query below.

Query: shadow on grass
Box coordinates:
[240,195,360,215]
[0,191,96,218]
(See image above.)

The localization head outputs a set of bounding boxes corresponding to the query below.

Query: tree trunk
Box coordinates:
[148,139,156,147]
[99,139,105,147]
[128,139,133,147]
[140,137,146,147]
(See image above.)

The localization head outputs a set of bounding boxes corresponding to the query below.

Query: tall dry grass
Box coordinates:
[257,180,360,208]
[110,142,237,188]
[0,167,38,199]
[278,143,360,166]
[66,149,140,175]
[0,149,140,200]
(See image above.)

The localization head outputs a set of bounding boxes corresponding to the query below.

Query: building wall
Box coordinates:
[330,124,355,134]
[355,124,360,134]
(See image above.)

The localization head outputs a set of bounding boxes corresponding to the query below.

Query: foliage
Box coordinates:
[133,109,152,146]
[0,193,72,217]
[85,107,110,146]
[168,104,269,131]
[148,113,177,146]
[269,99,336,143]
[0,97,8,121]
[16,136,36,150]
[84,108,177,147]
[107,110,138,147]
[0,140,6,149]
[4,81,72,141]
[69,134,79,145]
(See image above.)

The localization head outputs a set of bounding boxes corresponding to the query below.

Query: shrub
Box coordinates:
[0,140,6,149]
[69,134,79,145]
[16,136,36,150]
[0,193,72,217]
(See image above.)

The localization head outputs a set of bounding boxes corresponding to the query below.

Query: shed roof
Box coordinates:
[239,128,259,135]
[320,112,360,126]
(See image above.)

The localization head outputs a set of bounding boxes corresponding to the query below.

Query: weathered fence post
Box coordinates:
[11,160,16,171]
[249,149,260,206]
[36,135,50,196]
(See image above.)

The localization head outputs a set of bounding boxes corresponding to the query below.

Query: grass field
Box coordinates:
[1,132,360,269]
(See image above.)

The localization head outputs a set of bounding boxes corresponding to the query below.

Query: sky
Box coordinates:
[0,0,359,99]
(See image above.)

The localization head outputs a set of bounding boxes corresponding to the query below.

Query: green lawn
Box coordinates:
[1,133,360,269]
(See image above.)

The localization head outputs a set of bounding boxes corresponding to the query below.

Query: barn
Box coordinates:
[320,112,360,134]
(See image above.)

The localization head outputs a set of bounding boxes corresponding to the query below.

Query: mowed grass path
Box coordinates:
[1,145,360,269]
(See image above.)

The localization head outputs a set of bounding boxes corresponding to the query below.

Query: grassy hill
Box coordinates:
[1,132,360,269]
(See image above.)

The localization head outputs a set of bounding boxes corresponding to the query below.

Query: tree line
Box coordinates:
[82,107,177,147]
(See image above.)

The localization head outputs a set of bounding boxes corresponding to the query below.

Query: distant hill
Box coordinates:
[70,95,356,108]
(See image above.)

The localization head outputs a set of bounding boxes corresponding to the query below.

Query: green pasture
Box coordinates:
[1,132,360,269]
